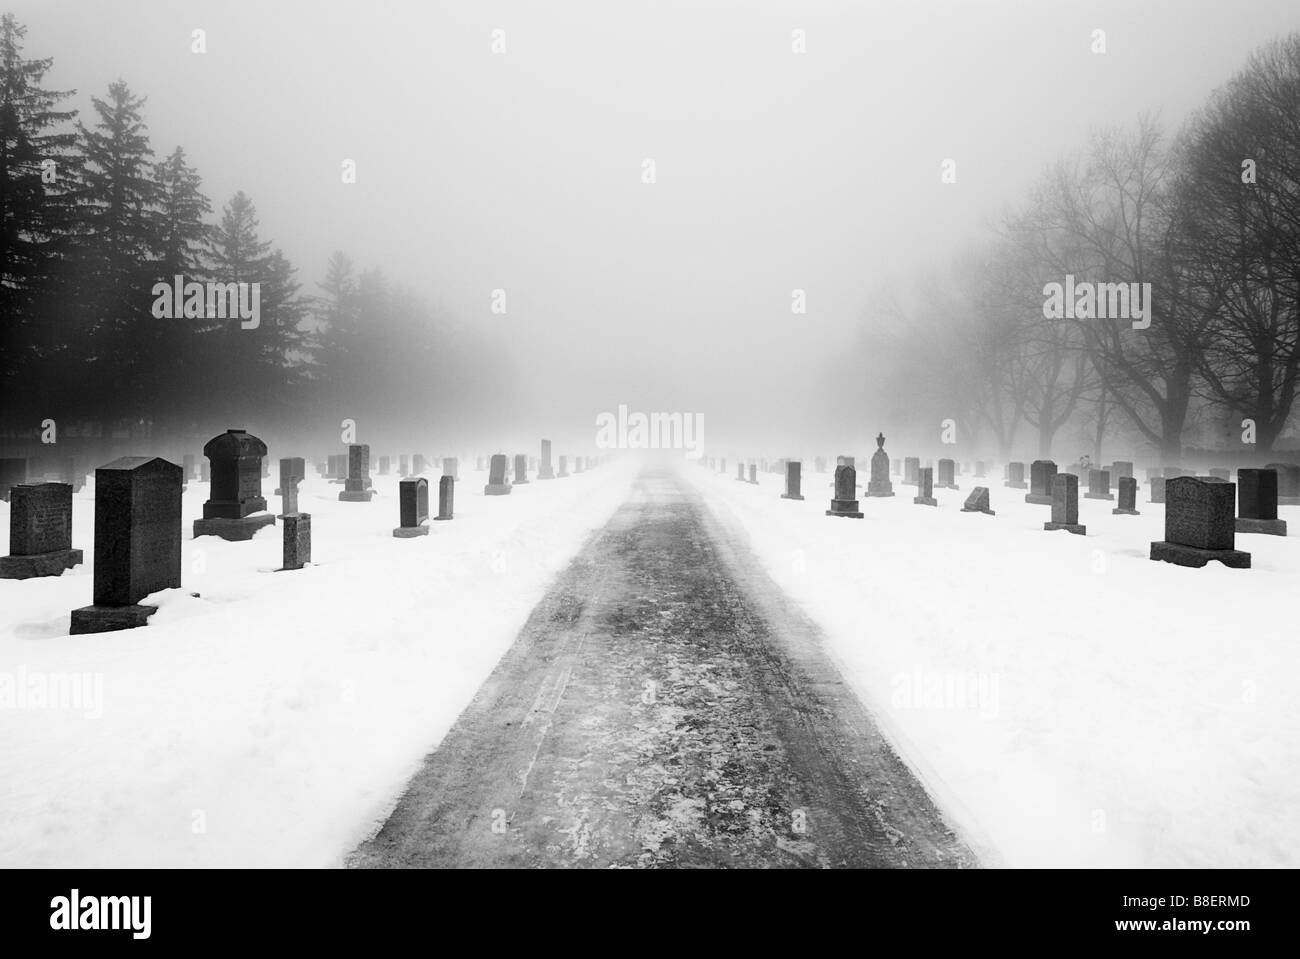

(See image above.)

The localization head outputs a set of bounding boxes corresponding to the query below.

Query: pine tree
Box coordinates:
[0,13,78,421]
[67,79,162,422]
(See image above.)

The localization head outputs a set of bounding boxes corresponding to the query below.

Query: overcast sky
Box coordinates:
[12,0,1300,446]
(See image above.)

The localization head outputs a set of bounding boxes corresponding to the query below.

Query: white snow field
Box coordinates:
[683,461,1300,868]
[0,457,638,866]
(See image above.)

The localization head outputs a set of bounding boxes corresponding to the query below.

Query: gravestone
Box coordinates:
[736,462,746,481]
[399,454,410,477]
[826,464,863,518]
[1151,477,1250,568]
[327,454,346,482]
[747,463,757,484]
[0,483,83,579]
[194,430,275,540]
[200,461,210,483]
[558,455,569,478]
[1005,462,1027,489]
[1026,460,1058,505]
[975,461,986,478]
[70,457,182,634]
[339,444,375,502]
[0,458,27,502]
[913,467,937,507]
[1043,474,1085,535]
[484,454,512,495]
[1235,469,1286,536]
[960,486,995,516]
[183,454,196,481]
[378,455,391,476]
[1110,460,1134,481]
[513,454,530,485]
[867,433,895,497]
[1112,476,1140,516]
[1265,462,1300,505]
[937,458,958,490]
[393,477,431,537]
[277,457,305,516]
[443,457,459,481]
[434,475,455,520]
[1150,476,1167,504]
[782,461,804,500]
[282,513,311,571]
[892,459,901,476]
[719,458,726,474]
[413,453,428,476]
[903,457,919,486]
[1085,469,1113,501]
[814,456,826,473]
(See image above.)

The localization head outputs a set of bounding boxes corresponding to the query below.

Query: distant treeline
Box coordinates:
[846,33,1300,463]
[0,14,506,449]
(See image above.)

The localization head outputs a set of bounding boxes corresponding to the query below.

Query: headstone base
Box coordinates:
[939,483,959,490]
[780,493,805,501]
[960,506,995,516]
[515,479,530,485]
[338,490,375,502]
[1234,517,1287,536]
[1150,541,1250,568]
[1085,492,1115,501]
[1025,493,1053,505]
[1005,481,1027,489]
[1112,507,1141,516]
[826,499,863,519]
[538,472,555,480]
[70,603,157,635]
[913,496,938,507]
[392,525,430,538]
[1044,522,1086,535]
[484,483,512,495]
[0,548,83,580]
[866,485,895,497]
[193,514,276,541]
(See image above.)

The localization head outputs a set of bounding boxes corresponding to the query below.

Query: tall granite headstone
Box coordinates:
[782,461,804,500]
[513,454,530,485]
[826,464,863,518]
[339,444,375,502]
[1112,476,1140,516]
[1027,460,1058,505]
[70,457,182,633]
[282,514,311,571]
[867,433,894,497]
[434,475,455,520]
[1043,473,1085,535]
[913,467,937,507]
[484,454,512,495]
[393,478,431,537]
[1235,469,1286,536]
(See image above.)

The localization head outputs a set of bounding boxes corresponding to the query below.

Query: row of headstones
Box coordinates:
[732,439,1281,571]
[0,457,85,497]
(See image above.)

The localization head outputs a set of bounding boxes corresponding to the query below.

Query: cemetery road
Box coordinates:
[348,464,975,868]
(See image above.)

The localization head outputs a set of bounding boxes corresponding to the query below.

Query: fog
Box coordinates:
[9,0,1300,454]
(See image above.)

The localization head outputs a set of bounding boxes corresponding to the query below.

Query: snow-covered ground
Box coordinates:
[683,461,1300,867]
[0,458,637,867]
